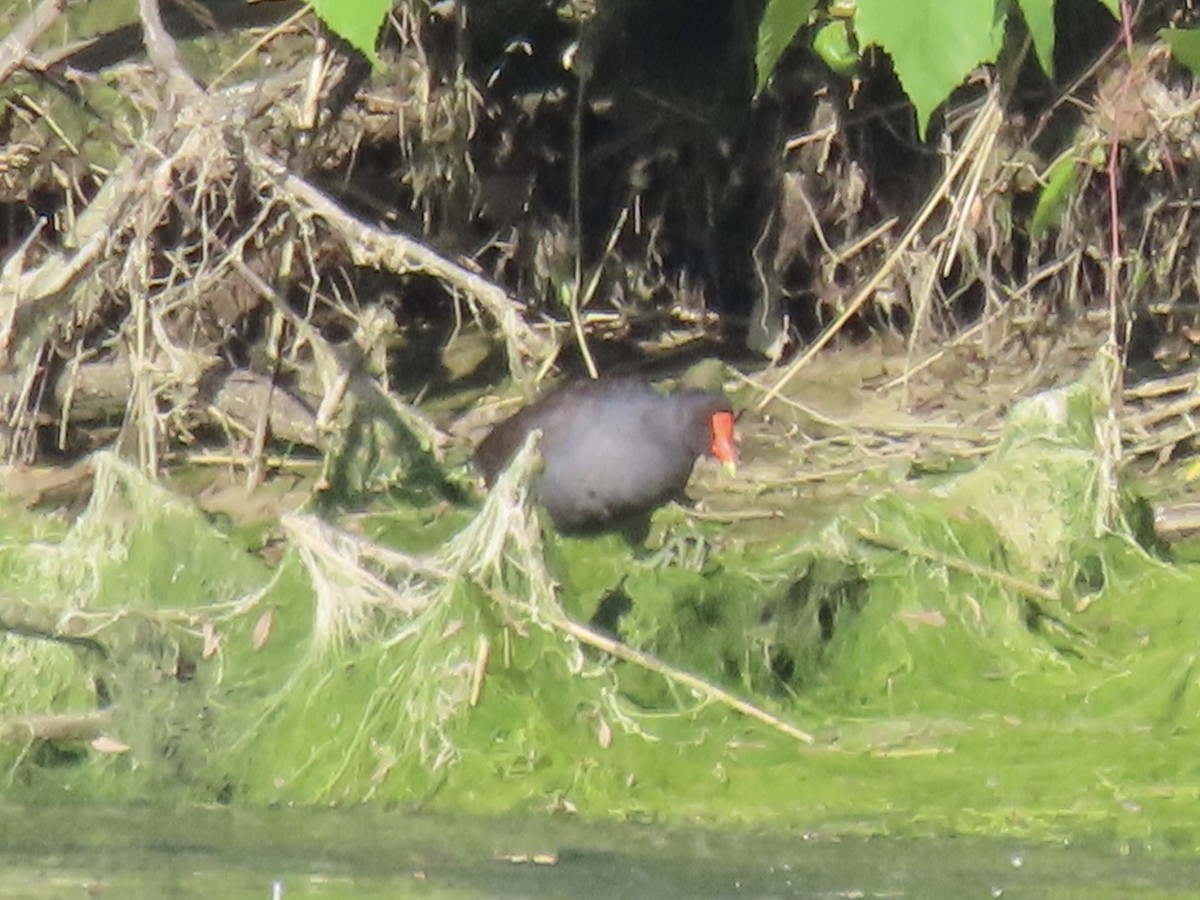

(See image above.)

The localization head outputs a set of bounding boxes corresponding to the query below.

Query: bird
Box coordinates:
[473,378,737,534]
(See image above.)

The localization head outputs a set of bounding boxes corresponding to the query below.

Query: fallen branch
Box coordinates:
[263,159,556,381]
[547,611,816,745]
[857,528,1061,604]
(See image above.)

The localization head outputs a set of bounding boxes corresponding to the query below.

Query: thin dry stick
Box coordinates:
[940,98,1000,278]
[566,288,598,379]
[755,96,1004,412]
[579,206,630,313]
[832,216,900,265]
[876,254,1080,393]
[172,450,320,470]
[567,62,598,380]
[906,90,1002,404]
[210,4,311,90]
[0,0,64,86]
[857,529,1061,604]
[552,204,633,381]
[138,0,204,104]
[1125,371,1199,401]
[265,159,554,375]
[1124,390,1200,432]
[546,612,817,745]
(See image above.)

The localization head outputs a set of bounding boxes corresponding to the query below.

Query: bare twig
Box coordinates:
[263,159,556,379]
[138,0,205,104]
[857,529,1061,604]
[0,0,64,86]
[755,92,1004,412]
[547,612,817,745]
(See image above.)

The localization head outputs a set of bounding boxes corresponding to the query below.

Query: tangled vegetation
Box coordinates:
[2,0,1200,850]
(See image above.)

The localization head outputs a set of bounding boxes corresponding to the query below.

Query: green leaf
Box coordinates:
[1016,0,1056,79]
[856,0,1005,139]
[1030,153,1077,240]
[1094,0,1119,17]
[1160,27,1200,79]
[813,20,859,76]
[755,0,820,95]
[308,0,392,66]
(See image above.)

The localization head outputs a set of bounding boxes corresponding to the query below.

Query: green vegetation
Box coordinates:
[5,0,1200,867]
[1,369,1198,853]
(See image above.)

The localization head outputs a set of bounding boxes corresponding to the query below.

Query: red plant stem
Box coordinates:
[1106,0,1137,325]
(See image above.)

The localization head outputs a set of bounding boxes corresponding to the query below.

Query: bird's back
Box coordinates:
[474,379,729,530]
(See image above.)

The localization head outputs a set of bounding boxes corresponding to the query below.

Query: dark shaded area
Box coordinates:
[759,560,869,689]
[8,0,1200,477]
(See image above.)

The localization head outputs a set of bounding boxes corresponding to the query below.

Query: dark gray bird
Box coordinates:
[474,379,737,533]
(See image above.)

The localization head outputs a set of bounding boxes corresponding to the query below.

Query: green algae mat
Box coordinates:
[2,373,1199,857]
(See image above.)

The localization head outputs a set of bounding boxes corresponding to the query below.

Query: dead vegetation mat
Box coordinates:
[2,2,1200,496]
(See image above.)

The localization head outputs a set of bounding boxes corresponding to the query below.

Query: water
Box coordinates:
[2,805,1198,898]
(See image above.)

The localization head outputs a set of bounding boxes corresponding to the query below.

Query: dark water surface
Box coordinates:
[2,805,1197,898]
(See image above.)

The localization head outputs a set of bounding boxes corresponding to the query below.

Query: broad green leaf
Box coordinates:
[1160,27,1200,79]
[1016,0,1056,79]
[856,0,1005,139]
[308,0,392,66]
[1030,153,1077,240]
[755,0,820,94]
